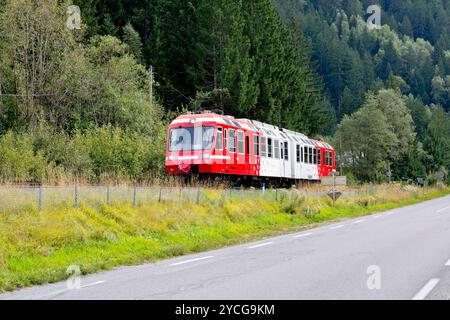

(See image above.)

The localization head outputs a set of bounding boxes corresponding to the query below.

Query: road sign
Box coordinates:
[327,189,342,201]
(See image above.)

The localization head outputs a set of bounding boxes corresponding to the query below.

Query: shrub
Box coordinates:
[425,173,440,187]
[0,132,46,182]
[0,124,167,184]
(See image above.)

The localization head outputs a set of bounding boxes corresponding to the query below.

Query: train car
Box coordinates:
[165,112,335,184]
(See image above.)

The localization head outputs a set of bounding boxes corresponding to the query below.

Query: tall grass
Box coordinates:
[0,184,448,292]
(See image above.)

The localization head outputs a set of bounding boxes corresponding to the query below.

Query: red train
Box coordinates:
[165,112,335,184]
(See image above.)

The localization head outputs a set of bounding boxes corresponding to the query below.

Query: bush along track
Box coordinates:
[0,184,449,292]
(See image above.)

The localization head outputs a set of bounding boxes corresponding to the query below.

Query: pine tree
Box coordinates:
[400,16,414,38]
[123,23,144,64]
[424,105,450,171]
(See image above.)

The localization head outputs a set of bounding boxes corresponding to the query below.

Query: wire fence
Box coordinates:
[0,184,364,213]
[0,185,300,212]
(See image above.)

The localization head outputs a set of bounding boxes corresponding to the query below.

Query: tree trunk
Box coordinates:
[0,68,3,115]
[143,0,149,46]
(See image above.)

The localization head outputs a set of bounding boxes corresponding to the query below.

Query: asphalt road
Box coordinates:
[2,195,450,300]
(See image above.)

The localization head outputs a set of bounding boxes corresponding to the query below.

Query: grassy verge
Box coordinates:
[0,184,449,292]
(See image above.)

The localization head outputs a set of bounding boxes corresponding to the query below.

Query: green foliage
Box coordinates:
[1,0,450,183]
[0,0,166,183]
[0,126,165,184]
[363,89,416,160]
[336,100,396,181]
[122,23,144,64]
[0,132,46,182]
[336,89,418,181]
[276,0,450,115]
[424,105,450,171]
[70,0,331,135]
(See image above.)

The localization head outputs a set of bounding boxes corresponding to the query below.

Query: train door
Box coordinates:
[236,130,245,174]
[228,129,237,174]
[245,133,251,175]
[215,127,224,168]
[275,140,283,178]
[303,145,313,180]
[294,144,300,180]
[287,141,295,179]
[281,141,290,179]
[316,147,323,178]
[300,144,306,180]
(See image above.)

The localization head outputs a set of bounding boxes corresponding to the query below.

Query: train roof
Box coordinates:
[171,113,334,150]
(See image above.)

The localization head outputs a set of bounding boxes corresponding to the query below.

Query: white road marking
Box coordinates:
[31,281,107,300]
[329,225,344,230]
[372,215,382,219]
[170,256,214,266]
[445,259,450,267]
[248,242,274,249]
[412,279,440,300]
[385,212,395,216]
[293,232,313,239]
[437,206,450,213]
[80,281,106,289]
[353,219,366,224]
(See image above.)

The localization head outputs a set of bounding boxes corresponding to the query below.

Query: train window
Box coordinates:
[304,146,308,164]
[280,143,284,160]
[169,126,214,151]
[296,145,300,163]
[238,131,245,154]
[246,135,250,155]
[326,151,333,167]
[309,147,313,164]
[229,129,236,153]
[284,142,289,161]
[253,135,260,156]
[215,127,223,150]
[261,137,267,157]
[274,140,280,159]
[300,146,304,163]
[318,149,322,165]
[267,138,273,158]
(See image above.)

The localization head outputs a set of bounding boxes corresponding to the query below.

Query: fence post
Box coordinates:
[196,188,200,205]
[133,185,137,207]
[74,185,79,208]
[38,186,43,211]
[106,186,110,205]
[276,189,278,201]
[158,188,162,202]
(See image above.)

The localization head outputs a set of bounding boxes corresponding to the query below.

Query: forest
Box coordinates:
[0,0,449,184]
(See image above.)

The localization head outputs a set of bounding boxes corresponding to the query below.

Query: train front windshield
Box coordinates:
[169,126,215,152]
